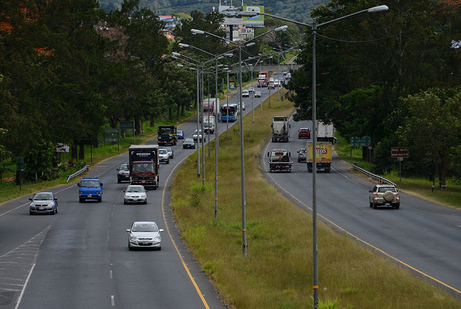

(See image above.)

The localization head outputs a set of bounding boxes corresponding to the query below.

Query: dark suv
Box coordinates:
[78,177,103,203]
[117,163,130,183]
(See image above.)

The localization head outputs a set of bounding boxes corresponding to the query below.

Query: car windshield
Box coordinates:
[80,180,100,187]
[132,223,158,232]
[127,186,145,193]
[34,193,52,200]
[378,187,396,192]
[119,164,129,171]
[159,149,167,154]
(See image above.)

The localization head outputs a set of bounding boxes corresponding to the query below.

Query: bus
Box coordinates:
[220,103,238,122]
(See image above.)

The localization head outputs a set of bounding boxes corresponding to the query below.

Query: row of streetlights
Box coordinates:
[173,4,388,307]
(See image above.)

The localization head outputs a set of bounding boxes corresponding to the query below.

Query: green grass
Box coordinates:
[334,135,461,209]
[170,91,461,308]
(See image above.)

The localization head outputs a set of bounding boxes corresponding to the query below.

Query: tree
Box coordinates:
[397,88,461,185]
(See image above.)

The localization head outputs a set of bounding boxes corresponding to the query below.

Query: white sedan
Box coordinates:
[123,185,148,204]
[127,221,163,250]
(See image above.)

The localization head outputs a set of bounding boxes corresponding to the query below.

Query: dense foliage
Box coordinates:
[285,0,461,184]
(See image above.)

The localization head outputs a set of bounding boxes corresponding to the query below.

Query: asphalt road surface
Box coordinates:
[260,119,461,296]
[0,74,286,309]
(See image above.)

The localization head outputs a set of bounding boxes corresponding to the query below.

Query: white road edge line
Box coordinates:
[14,263,36,309]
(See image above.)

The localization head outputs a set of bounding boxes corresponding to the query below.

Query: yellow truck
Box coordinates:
[306,142,332,173]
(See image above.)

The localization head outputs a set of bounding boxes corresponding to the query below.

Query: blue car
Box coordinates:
[78,177,103,203]
[177,130,184,139]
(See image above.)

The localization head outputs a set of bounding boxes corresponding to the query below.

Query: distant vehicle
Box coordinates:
[317,121,336,143]
[116,163,130,183]
[248,87,255,93]
[126,221,164,250]
[203,115,215,134]
[183,138,195,149]
[124,185,148,204]
[78,177,103,203]
[242,89,250,97]
[128,145,159,190]
[237,102,245,110]
[306,142,332,173]
[203,98,219,118]
[274,79,281,87]
[157,125,177,145]
[220,104,239,122]
[271,116,290,142]
[165,147,174,159]
[158,148,170,164]
[193,129,207,142]
[297,149,307,163]
[369,185,400,209]
[257,71,269,87]
[177,130,184,139]
[298,128,311,139]
[267,81,276,89]
[285,72,291,80]
[29,192,58,215]
[254,91,262,98]
[267,149,292,173]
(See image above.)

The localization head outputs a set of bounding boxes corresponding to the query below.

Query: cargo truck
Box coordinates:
[257,71,269,87]
[203,115,215,134]
[157,125,177,145]
[306,142,332,173]
[271,116,290,142]
[267,149,292,173]
[129,145,160,189]
[317,121,336,143]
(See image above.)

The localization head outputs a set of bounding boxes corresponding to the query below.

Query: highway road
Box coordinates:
[260,120,461,296]
[0,74,285,309]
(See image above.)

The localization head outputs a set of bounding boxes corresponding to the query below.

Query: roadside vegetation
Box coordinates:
[170,92,461,308]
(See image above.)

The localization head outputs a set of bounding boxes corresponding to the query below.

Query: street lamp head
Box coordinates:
[177,64,183,67]
[368,5,389,13]
[275,25,288,32]
[191,29,205,35]
[179,43,189,48]
[245,42,256,47]
[223,53,233,57]
[172,52,181,57]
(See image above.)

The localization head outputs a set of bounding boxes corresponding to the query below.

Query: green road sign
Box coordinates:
[350,136,371,147]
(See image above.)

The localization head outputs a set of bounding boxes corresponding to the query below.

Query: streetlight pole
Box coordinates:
[239,5,389,307]
[192,25,288,257]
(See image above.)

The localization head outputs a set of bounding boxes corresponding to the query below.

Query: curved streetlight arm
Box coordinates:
[318,5,388,28]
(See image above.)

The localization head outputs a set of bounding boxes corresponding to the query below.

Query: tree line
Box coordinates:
[285,0,461,185]
[0,0,223,180]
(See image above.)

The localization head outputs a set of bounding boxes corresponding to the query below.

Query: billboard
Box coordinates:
[219,5,264,28]
[243,6,264,28]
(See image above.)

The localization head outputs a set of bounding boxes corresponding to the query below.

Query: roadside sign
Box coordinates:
[350,136,371,147]
[391,147,409,158]
[120,121,134,129]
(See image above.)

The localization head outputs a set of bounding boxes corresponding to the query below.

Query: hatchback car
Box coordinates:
[248,87,255,93]
[183,138,195,149]
[165,147,174,159]
[297,149,307,163]
[78,177,103,203]
[176,130,184,139]
[29,192,58,215]
[127,221,164,250]
[254,91,262,98]
[124,185,148,204]
[369,184,400,209]
[298,128,311,139]
[242,89,250,97]
[116,163,130,183]
[158,148,170,164]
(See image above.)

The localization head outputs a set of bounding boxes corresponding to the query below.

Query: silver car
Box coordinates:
[127,221,164,250]
[29,192,58,215]
[158,148,170,164]
[165,147,174,159]
[124,185,148,204]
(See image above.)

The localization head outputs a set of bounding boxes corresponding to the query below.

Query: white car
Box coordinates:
[158,148,169,164]
[165,147,174,159]
[242,89,250,97]
[193,129,206,142]
[124,185,148,204]
[248,87,255,93]
[238,102,245,110]
[127,221,163,250]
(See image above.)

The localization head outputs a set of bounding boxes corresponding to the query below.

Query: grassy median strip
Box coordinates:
[170,92,461,308]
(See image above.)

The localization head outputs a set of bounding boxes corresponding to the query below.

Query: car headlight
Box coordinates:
[154,236,161,242]
[140,194,147,199]
[129,235,138,241]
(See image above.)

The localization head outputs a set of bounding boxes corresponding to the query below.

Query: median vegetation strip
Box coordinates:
[170,92,461,308]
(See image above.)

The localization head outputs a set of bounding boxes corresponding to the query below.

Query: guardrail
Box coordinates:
[352,163,397,187]
[67,165,89,182]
